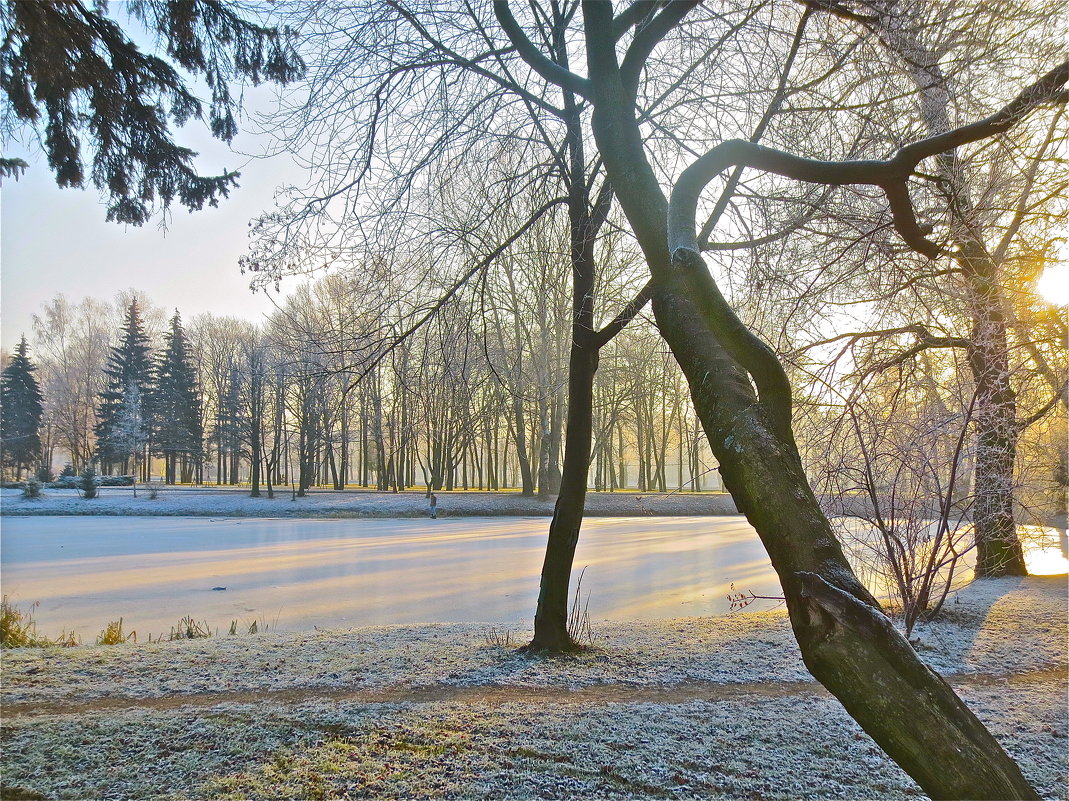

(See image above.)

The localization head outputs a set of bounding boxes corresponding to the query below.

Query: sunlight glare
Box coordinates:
[1024,545,1069,576]
[1020,525,1069,576]
[1035,263,1069,305]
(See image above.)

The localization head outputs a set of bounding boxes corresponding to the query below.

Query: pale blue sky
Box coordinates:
[0,113,305,348]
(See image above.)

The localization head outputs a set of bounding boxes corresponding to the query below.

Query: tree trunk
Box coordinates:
[658,255,1039,801]
[528,340,597,651]
[967,285,1026,575]
[527,90,610,650]
[580,17,1039,792]
[875,13,1026,577]
[512,395,535,496]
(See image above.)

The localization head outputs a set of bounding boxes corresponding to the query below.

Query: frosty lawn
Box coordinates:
[1,576,1065,800]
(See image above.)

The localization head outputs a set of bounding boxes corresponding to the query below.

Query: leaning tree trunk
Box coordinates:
[579,13,1039,791]
[653,263,1039,800]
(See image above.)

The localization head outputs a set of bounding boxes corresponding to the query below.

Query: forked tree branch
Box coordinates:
[1017,382,1069,432]
[594,280,654,348]
[669,62,1069,258]
[612,1,666,41]
[620,1,702,96]
[493,0,593,97]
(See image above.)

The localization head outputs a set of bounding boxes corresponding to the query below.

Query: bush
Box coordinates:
[21,477,42,499]
[80,466,98,499]
[59,463,77,477]
[36,465,55,483]
[47,473,133,489]
[98,475,134,487]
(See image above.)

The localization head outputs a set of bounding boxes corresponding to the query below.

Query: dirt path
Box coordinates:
[4,667,1064,720]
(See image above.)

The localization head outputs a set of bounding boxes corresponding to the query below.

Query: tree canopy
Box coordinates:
[0,0,303,224]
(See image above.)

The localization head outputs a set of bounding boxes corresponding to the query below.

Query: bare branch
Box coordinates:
[593,280,653,348]
[612,1,664,41]
[669,63,1069,257]
[619,1,702,96]
[493,0,592,97]
[1017,382,1069,432]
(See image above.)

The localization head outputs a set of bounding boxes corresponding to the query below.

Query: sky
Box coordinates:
[0,107,309,349]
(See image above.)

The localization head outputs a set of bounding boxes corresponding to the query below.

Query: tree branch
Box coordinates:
[1016,382,1069,432]
[342,196,565,394]
[669,62,1069,257]
[493,0,592,97]
[672,247,796,447]
[619,1,701,96]
[612,1,664,41]
[593,280,653,348]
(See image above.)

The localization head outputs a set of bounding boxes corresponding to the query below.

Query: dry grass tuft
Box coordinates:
[96,618,136,645]
[1,597,79,649]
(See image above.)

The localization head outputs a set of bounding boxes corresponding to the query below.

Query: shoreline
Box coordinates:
[0,487,740,518]
[1,576,1065,800]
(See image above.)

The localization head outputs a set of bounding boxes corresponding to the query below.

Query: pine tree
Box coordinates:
[1,0,303,224]
[95,301,154,476]
[0,336,43,479]
[152,312,204,484]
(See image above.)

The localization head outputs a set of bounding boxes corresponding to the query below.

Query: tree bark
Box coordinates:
[574,5,1040,793]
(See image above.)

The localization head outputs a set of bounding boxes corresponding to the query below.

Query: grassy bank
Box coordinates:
[1,576,1065,800]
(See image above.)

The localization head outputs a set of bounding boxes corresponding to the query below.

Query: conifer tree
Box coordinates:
[152,311,203,484]
[0,336,43,479]
[1,0,303,224]
[95,301,154,476]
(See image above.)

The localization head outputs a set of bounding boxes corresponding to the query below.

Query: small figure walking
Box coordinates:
[429,493,438,519]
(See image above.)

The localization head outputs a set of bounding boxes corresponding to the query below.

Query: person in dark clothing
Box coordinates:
[429,493,438,519]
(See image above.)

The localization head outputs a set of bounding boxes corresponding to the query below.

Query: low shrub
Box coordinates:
[98,475,134,487]
[21,477,43,499]
[80,467,98,499]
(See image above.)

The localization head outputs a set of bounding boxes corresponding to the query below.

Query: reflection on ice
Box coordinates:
[0,516,779,639]
[4,515,1060,641]
[1020,525,1069,576]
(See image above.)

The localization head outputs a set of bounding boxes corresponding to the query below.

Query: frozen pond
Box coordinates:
[0,516,781,639]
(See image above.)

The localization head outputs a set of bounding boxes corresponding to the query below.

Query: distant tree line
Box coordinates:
[2,278,721,494]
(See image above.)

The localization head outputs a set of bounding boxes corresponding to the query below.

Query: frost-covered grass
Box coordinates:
[1,576,1065,800]
[0,486,738,518]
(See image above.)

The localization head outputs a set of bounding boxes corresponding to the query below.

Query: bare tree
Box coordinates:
[492,1,1064,795]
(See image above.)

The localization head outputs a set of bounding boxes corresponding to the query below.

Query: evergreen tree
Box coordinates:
[152,311,204,483]
[0,336,43,478]
[1,0,303,223]
[95,301,154,475]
